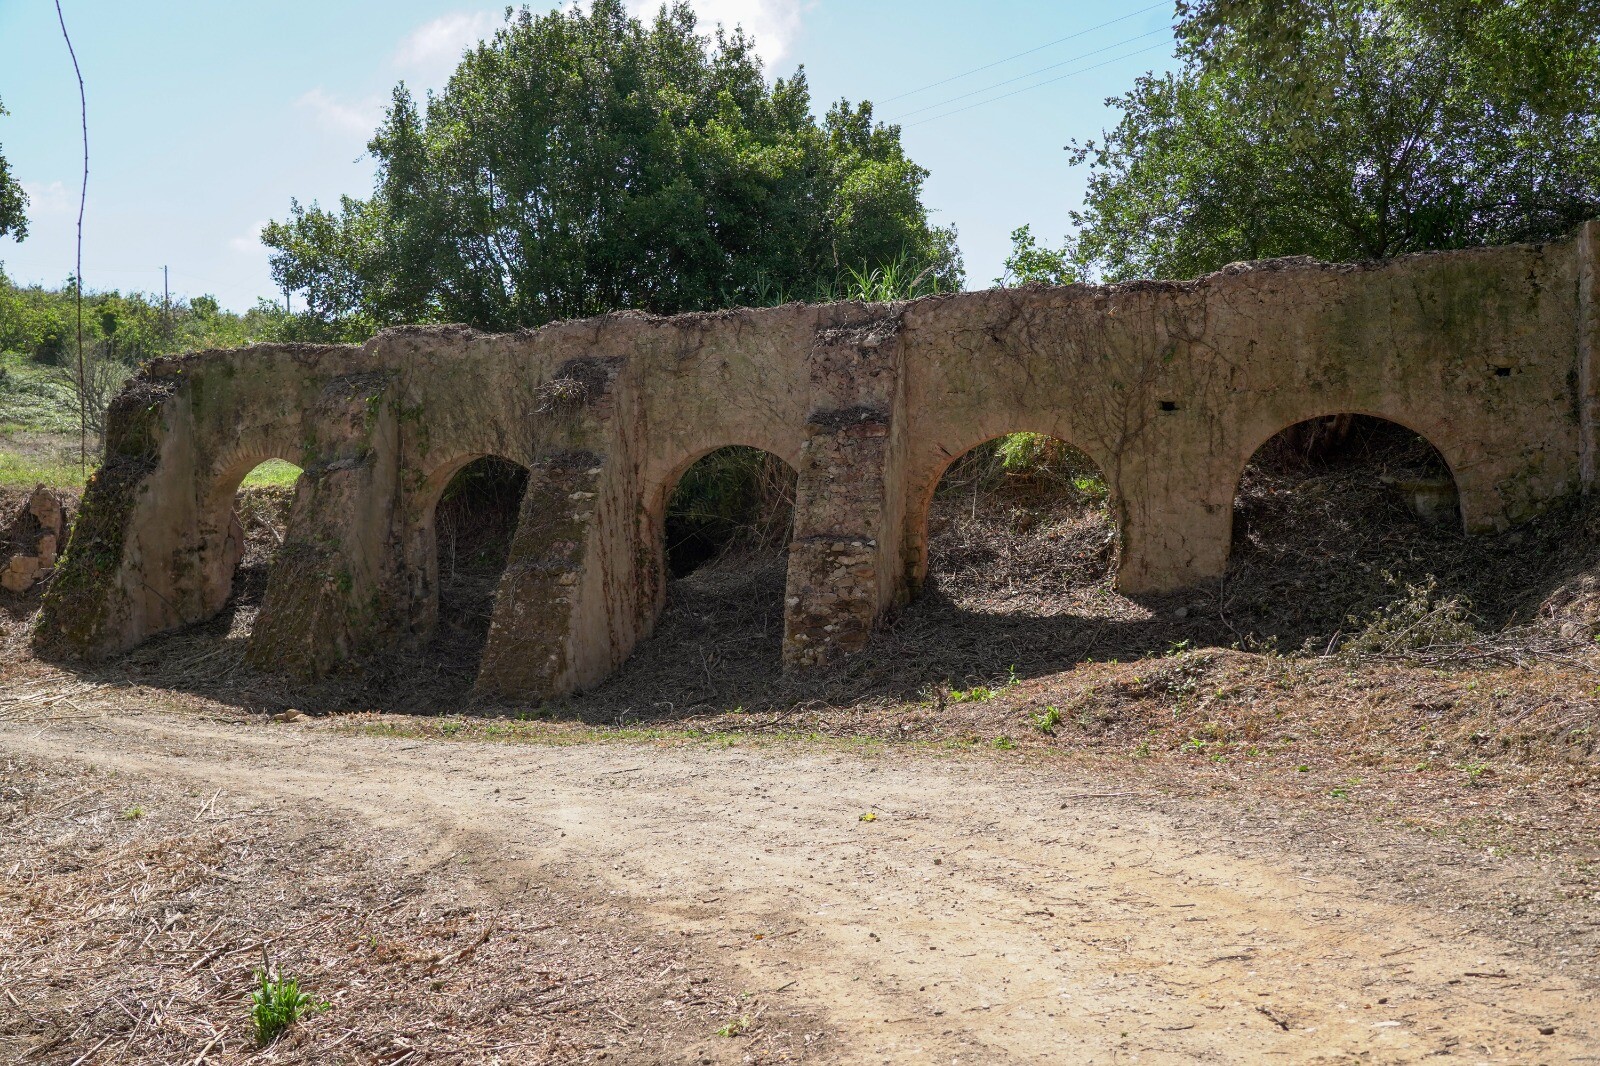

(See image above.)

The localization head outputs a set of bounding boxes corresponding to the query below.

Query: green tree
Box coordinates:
[995,225,1076,287]
[0,96,29,242]
[265,1,962,332]
[1072,0,1600,281]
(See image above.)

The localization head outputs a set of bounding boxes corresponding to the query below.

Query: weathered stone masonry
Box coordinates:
[33,225,1600,699]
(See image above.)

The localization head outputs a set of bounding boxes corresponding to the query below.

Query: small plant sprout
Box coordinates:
[250,961,327,1045]
[992,735,1015,751]
[716,1015,751,1037]
[1031,706,1063,734]
[119,805,145,820]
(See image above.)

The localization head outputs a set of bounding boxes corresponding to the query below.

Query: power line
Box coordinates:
[880,1,1170,104]
[891,26,1171,123]
[905,41,1172,128]
[54,0,88,478]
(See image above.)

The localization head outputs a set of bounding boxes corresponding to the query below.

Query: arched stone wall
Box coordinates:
[36,223,1600,697]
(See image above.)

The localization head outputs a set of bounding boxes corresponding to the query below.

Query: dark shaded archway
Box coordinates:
[581,445,798,714]
[1224,414,1468,648]
[663,445,797,578]
[428,455,531,675]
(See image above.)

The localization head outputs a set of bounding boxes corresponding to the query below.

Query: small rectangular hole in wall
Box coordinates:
[1159,400,1179,412]
[1494,366,1512,377]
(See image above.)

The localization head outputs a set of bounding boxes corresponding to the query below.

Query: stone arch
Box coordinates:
[410,452,533,641]
[642,439,803,595]
[648,436,804,520]
[905,428,1122,593]
[1228,409,1472,546]
[607,443,801,685]
[659,441,796,569]
[197,449,307,618]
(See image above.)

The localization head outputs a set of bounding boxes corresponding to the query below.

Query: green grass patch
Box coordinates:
[241,459,303,489]
[0,437,88,489]
[0,353,79,435]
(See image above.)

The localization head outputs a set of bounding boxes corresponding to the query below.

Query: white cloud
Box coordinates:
[625,0,812,68]
[296,88,385,135]
[230,220,269,256]
[293,3,806,146]
[20,181,73,216]
[393,11,500,87]
[290,11,501,144]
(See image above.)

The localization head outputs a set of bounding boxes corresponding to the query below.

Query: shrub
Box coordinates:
[1341,574,1479,658]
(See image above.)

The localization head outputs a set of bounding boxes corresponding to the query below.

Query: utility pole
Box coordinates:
[284,285,291,316]
[162,265,170,337]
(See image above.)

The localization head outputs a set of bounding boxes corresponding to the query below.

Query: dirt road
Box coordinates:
[3,704,1595,1064]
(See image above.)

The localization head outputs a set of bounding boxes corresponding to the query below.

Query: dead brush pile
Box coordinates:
[1219,418,1600,657]
[574,425,1598,775]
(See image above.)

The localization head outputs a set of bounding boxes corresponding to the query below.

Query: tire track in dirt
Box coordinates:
[3,707,1594,1064]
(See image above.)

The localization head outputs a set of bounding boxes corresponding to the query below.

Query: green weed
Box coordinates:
[1031,706,1063,734]
[250,966,327,1045]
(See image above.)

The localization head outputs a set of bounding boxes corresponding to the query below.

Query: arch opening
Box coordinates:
[925,433,1118,606]
[1224,414,1474,649]
[886,433,1127,689]
[217,458,305,641]
[587,446,797,711]
[426,455,531,673]
[663,446,797,578]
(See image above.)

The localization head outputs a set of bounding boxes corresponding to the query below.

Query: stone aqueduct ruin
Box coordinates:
[34,224,1600,699]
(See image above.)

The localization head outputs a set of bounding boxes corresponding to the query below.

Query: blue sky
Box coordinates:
[0,1,1181,311]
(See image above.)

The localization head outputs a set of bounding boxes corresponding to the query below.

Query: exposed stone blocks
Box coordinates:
[2,488,66,594]
[783,317,909,669]
[34,232,1600,699]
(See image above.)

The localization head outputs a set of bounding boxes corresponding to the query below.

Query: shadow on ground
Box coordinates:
[17,429,1600,720]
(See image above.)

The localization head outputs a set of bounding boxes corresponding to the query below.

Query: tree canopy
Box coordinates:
[0,96,29,243]
[265,0,961,333]
[1069,0,1600,281]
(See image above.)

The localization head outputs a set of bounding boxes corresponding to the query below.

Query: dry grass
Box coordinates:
[0,754,815,1064]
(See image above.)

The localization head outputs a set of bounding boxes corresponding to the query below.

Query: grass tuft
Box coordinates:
[250,965,327,1045]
